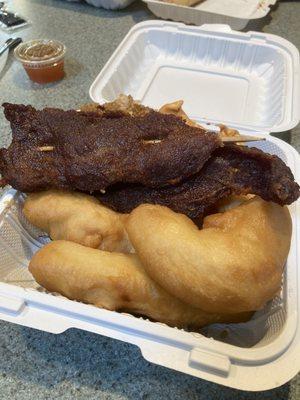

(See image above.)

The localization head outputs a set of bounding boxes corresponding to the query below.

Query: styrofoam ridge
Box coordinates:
[90,21,300,134]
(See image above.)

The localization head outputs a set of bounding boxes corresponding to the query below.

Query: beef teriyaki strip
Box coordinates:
[0,103,221,192]
[98,145,300,220]
[99,179,230,222]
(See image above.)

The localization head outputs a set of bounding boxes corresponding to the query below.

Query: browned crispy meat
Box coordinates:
[79,94,151,117]
[99,178,229,222]
[0,103,221,192]
[98,145,300,220]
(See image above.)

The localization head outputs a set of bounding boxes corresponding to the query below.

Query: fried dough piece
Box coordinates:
[126,197,292,314]
[23,190,131,253]
[29,240,250,329]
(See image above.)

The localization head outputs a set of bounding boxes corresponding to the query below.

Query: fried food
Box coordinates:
[29,240,250,329]
[23,190,131,253]
[126,197,292,314]
[99,144,300,220]
[0,103,221,192]
[98,178,227,223]
[81,97,199,126]
[159,100,200,127]
[218,124,241,139]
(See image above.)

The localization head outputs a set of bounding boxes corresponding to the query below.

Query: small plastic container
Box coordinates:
[14,39,66,84]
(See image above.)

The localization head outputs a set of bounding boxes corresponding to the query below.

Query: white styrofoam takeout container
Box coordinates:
[0,21,300,391]
[143,0,277,31]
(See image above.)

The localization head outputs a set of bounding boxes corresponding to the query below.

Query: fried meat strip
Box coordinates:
[99,145,300,220]
[0,103,221,192]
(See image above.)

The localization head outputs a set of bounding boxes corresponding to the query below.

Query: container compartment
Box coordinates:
[0,163,287,348]
[0,135,299,391]
[90,22,299,133]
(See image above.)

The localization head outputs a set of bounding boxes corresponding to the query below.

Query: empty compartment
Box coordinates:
[91,22,299,133]
[101,31,284,128]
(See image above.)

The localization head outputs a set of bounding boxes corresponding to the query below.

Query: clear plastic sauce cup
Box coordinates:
[14,39,66,84]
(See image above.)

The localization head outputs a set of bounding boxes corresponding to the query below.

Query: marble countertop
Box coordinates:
[0,1,299,399]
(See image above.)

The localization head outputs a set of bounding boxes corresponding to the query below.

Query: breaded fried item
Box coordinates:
[23,190,131,253]
[159,100,199,127]
[126,197,292,314]
[79,94,150,117]
[0,103,221,192]
[99,144,300,220]
[29,240,250,329]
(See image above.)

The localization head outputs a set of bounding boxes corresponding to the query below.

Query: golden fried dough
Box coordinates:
[29,240,250,329]
[126,197,292,314]
[23,190,131,252]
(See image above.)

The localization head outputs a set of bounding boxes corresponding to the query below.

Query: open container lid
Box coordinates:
[90,22,300,134]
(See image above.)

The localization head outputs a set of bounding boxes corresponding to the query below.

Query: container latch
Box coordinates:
[0,294,25,316]
[189,348,231,376]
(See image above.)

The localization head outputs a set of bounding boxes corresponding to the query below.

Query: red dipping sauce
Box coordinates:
[14,39,66,84]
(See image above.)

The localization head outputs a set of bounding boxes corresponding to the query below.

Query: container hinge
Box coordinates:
[0,294,25,316]
[189,348,231,377]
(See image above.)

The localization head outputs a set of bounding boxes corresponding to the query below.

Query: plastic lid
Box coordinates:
[14,39,66,65]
